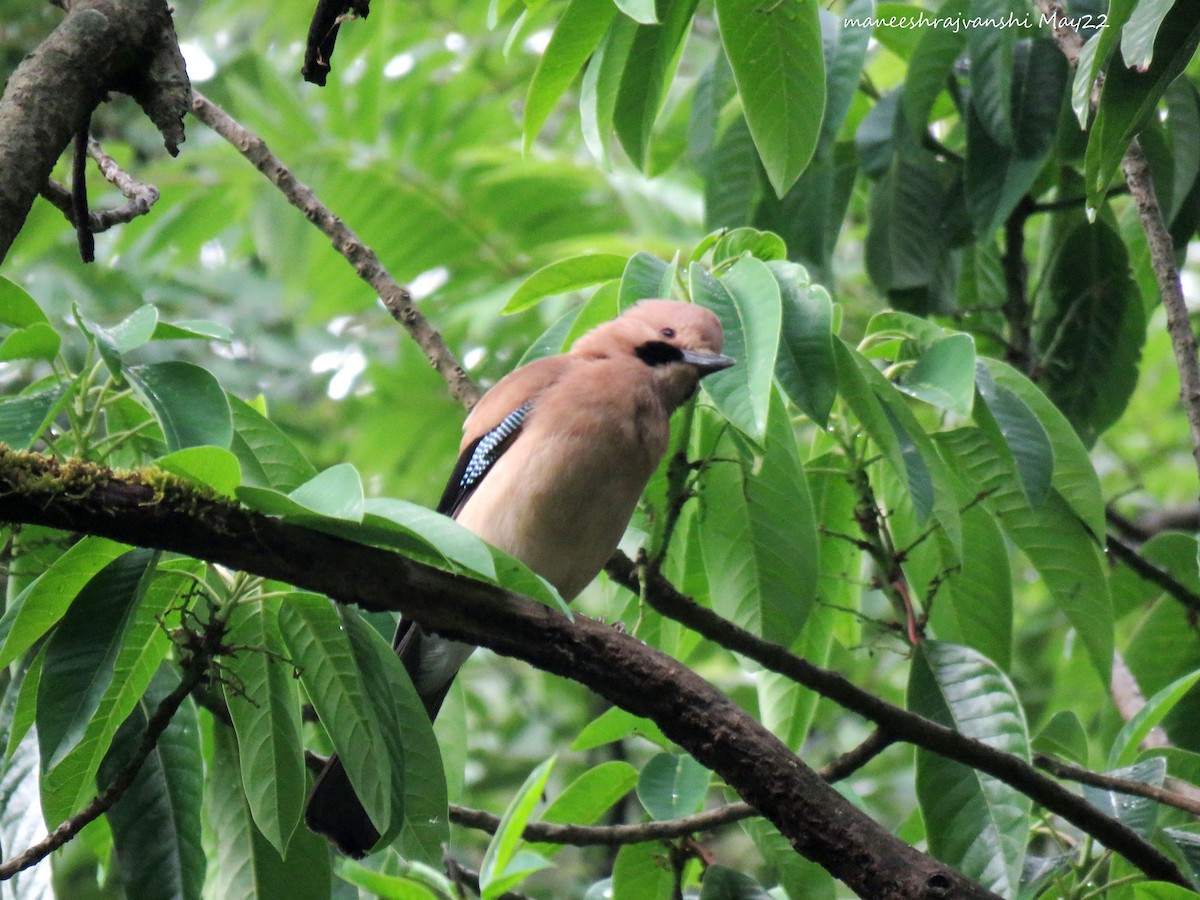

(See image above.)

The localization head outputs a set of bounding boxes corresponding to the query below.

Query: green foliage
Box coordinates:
[2,0,1200,897]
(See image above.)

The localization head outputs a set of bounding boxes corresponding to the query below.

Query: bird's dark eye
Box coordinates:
[660,327,676,338]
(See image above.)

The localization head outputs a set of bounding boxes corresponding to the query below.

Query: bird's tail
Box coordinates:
[304,620,455,856]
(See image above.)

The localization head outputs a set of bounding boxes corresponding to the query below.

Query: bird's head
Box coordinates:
[571,299,736,408]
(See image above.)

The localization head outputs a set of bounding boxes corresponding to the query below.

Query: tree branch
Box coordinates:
[40,137,161,233]
[0,0,188,262]
[0,448,999,899]
[188,90,482,410]
[1034,754,1200,818]
[602,554,1192,888]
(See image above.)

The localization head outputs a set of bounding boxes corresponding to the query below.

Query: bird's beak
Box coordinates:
[681,349,736,375]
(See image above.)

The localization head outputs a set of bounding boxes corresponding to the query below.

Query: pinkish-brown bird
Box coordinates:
[306,299,733,856]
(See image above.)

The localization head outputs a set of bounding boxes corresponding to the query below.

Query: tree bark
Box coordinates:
[0,0,188,262]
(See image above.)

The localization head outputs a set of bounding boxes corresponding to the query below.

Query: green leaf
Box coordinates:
[0,323,60,362]
[239,463,365,523]
[527,761,639,857]
[711,228,786,265]
[363,497,497,580]
[973,362,1054,508]
[99,666,205,900]
[0,536,130,670]
[570,706,671,751]
[228,394,317,492]
[107,305,159,355]
[1032,710,1089,768]
[223,597,305,856]
[0,384,69,450]
[151,318,234,343]
[636,752,709,820]
[698,392,819,643]
[965,39,1066,237]
[1082,758,1165,838]
[155,446,242,496]
[338,604,448,864]
[819,0,874,151]
[983,359,1105,539]
[126,361,233,452]
[699,865,771,899]
[1085,2,1200,208]
[1076,0,1135,123]
[479,757,555,899]
[580,14,638,162]
[715,0,825,195]
[337,858,455,900]
[0,276,50,327]
[40,563,184,825]
[207,726,332,900]
[618,251,675,309]
[965,0,1017,147]
[909,640,1031,897]
[612,841,675,899]
[615,0,656,22]
[741,817,837,899]
[37,549,156,772]
[896,333,976,415]
[770,261,836,427]
[523,0,617,151]
[612,0,699,167]
[1110,669,1200,769]
[1133,883,1200,900]
[0,668,53,900]
[1033,219,1145,446]
[936,427,1113,683]
[504,254,629,314]
[278,594,407,849]
[692,258,781,440]
[902,0,969,139]
[704,116,763,229]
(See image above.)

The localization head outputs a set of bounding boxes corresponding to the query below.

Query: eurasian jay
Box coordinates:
[305,299,734,856]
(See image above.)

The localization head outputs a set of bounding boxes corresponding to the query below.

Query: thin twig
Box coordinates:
[447,728,894,847]
[188,90,482,410]
[1107,532,1200,614]
[41,138,161,233]
[1035,754,1200,818]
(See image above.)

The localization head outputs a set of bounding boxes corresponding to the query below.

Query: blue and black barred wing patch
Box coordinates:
[436,401,533,518]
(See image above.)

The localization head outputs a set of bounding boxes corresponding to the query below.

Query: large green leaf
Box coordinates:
[901,0,968,138]
[965,39,1066,237]
[0,323,59,362]
[715,0,825,195]
[154,446,242,497]
[0,276,50,327]
[1110,670,1200,769]
[698,393,819,644]
[0,385,70,451]
[704,116,763,229]
[504,254,629,314]
[896,333,976,416]
[909,641,1031,897]
[227,395,317,492]
[36,548,156,772]
[973,363,1054,508]
[580,14,639,162]
[1033,219,1145,447]
[0,665,53,900]
[612,0,700,167]
[479,757,555,899]
[126,361,233,452]
[612,841,675,899]
[223,597,305,856]
[527,761,639,857]
[98,666,205,900]
[982,359,1105,540]
[40,564,184,825]
[278,594,407,850]
[936,427,1113,683]
[206,726,332,900]
[965,0,1017,147]
[523,0,617,151]
[1085,1,1200,207]
[636,751,709,820]
[769,260,837,427]
[691,258,781,440]
[618,251,676,309]
[819,0,874,151]
[337,604,448,864]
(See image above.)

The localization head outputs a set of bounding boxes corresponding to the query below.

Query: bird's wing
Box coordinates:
[435,355,570,518]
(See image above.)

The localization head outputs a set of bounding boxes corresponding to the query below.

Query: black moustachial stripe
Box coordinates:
[635,341,685,367]
[436,401,532,517]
